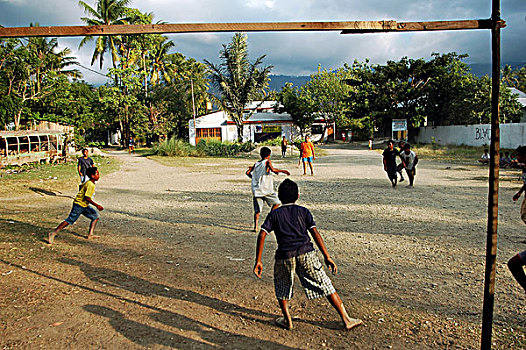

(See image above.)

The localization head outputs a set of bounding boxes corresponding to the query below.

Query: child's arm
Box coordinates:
[413,155,419,167]
[309,227,337,274]
[85,197,104,211]
[513,184,526,201]
[267,159,290,176]
[253,230,267,278]
[246,164,254,178]
[311,143,315,160]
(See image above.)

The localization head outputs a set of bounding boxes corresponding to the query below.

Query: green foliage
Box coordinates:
[153,137,255,157]
[205,33,273,141]
[153,137,198,157]
[276,83,315,137]
[259,137,283,147]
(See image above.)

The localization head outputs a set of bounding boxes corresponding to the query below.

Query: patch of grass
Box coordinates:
[0,155,120,197]
[410,144,519,165]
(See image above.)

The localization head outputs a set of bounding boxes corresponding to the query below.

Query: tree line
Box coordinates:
[0,0,525,147]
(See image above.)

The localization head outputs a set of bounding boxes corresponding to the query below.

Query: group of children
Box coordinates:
[478,148,520,168]
[382,140,419,187]
[45,140,526,332]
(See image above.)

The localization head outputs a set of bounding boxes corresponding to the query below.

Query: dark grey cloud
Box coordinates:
[0,0,524,85]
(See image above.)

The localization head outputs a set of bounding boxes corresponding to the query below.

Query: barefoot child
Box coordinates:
[508,146,526,293]
[246,147,290,232]
[253,179,362,330]
[47,167,104,244]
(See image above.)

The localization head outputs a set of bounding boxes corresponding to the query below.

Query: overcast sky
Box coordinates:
[1,0,524,84]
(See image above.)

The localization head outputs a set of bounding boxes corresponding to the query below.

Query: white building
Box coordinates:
[188,101,332,145]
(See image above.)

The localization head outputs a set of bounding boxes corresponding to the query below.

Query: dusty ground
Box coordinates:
[1,144,526,349]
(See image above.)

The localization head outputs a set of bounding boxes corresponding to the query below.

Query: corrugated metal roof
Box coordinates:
[510,88,526,108]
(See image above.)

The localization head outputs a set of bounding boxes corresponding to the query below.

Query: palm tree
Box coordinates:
[205,33,273,142]
[78,0,131,70]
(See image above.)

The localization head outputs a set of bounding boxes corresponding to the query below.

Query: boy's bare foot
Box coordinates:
[87,235,100,240]
[344,317,363,330]
[47,232,56,244]
[275,317,293,330]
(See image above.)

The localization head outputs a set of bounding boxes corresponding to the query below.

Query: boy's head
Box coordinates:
[516,146,526,163]
[260,146,271,159]
[403,143,411,151]
[278,179,299,204]
[86,167,99,180]
[387,140,394,149]
[484,148,489,153]
[82,148,88,156]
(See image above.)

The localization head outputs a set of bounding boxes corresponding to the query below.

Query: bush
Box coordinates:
[154,137,255,157]
[88,141,104,148]
[152,137,197,157]
[259,137,282,147]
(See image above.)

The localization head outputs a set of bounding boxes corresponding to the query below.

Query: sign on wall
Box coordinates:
[392,119,408,131]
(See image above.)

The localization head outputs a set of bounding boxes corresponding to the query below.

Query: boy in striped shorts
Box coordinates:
[253,179,362,330]
[508,146,526,294]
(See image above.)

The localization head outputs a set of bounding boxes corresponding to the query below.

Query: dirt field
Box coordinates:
[1,144,526,349]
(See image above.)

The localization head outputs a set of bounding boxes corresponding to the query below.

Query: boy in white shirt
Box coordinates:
[399,143,419,187]
[246,147,290,231]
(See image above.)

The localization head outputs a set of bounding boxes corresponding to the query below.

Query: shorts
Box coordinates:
[65,203,99,225]
[405,167,416,176]
[521,197,526,224]
[253,194,280,214]
[386,166,397,180]
[302,156,313,163]
[274,250,336,300]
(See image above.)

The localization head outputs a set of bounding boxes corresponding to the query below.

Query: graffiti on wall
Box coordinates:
[475,127,491,142]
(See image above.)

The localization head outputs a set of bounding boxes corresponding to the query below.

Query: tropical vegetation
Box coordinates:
[0,0,525,150]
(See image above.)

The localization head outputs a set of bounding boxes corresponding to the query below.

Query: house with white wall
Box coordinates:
[188,101,329,145]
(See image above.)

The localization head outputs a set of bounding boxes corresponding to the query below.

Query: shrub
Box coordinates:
[152,137,197,157]
[259,137,282,147]
[154,138,255,157]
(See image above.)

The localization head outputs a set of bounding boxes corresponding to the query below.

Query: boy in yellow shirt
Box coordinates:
[47,167,104,244]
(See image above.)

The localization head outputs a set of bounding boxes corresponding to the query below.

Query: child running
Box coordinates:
[508,146,526,293]
[383,140,401,187]
[253,179,363,331]
[399,143,419,187]
[246,147,290,232]
[47,167,104,244]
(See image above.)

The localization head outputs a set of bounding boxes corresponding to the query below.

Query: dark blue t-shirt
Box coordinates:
[261,204,315,260]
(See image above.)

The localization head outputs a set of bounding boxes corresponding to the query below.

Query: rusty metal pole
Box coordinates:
[481,0,502,348]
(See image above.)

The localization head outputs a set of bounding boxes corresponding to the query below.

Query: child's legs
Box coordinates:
[508,252,526,292]
[277,299,293,329]
[308,161,314,174]
[82,206,100,238]
[406,168,415,185]
[302,159,307,174]
[274,257,295,328]
[253,197,263,230]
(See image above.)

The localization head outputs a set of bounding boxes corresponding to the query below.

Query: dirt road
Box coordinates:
[1,144,525,349]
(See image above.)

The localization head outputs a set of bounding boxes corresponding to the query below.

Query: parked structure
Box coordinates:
[0,130,67,167]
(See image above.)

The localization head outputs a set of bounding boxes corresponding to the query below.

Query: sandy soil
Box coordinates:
[1,144,526,349]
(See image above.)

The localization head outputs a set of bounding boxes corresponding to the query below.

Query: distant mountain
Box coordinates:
[268,74,310,91]
[468,61,526,77]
